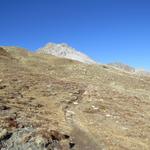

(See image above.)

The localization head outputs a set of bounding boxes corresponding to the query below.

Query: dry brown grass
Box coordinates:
[0,47,150,149]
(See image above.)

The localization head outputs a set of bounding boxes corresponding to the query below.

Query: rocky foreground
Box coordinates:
[0,46,150,150]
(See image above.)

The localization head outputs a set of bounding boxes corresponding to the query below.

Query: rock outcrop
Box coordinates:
[37,43,96,64]
[108,62,135,72]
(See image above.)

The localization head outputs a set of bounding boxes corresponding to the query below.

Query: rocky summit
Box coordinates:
[0,46,150,150]
[37,43,96,64]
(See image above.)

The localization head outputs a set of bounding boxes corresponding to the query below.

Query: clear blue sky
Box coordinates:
[0,0,150,70]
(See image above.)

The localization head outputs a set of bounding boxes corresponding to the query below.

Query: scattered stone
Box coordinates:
[50,130,66,141]
[35,104,43,108]
[87,99,92,102]
[106,114,111,117]
[11,78,18,82]
[99,98,104,102]
[102,65,109,69]
[27,148,32,150]
[71,96,78,101]
[5,117,18,128]
[0,85,6,89]
[73,90,80,94]
[0,129,12,141]
[36,129,72,149]
[35,136,46,147]
[60,140,70,149]
[116,120,119,124]
[73,101,78,105]
[122,126,128,130]
[22,133,32,143]
[66,111,75,119]
[46,84,52,88]
[92,105,99,110]
[28,97,35,100]
[69,142,75,149]
[0,105,10,110]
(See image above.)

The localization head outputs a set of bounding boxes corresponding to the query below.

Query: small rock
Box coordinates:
[0,85,6,89]
[5,117,18,128]
[87,99,92,102]
[35,136,46,147]
[106,114,111,117]
[92,105,99,110]
[60,140,70,150]
[66,110,75,115]
[73,101,78,105]
[0,105,10,110]
[122,126,128,130]
[11,78,18,81]
[46,84,51,88]
[35,104,43,108]
[27,148,32,150]
[22,133,32,143]
[73,90,80,94]
[94,107,99,110]
[66,111,75,120]
[29,97,35,100]
[0,129,11,141]
[71,96,78,101]
[116,120,119,123]
[99,98,104,102]
[69,142,75,149]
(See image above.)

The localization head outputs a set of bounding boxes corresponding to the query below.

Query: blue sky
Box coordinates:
[0,0,150,70]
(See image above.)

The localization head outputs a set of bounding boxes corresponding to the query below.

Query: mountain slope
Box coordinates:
[0,46,150,150]
[108,62,150,77]
[37,43,96,64]
[108,62,135,72]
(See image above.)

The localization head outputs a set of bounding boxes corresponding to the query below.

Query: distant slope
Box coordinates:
[37,43,96,64]
[108,62,135,72]
[108,62,150,77]
[134,69,150,77]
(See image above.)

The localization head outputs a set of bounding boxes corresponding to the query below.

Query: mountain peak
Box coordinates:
[37,43,96,64]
